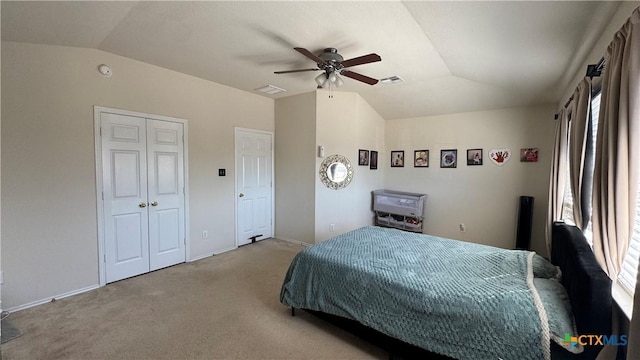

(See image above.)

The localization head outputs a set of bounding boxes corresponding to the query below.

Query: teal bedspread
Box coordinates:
[280,226,551,360]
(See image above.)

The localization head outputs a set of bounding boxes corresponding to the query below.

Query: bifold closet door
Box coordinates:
[101,113,185,283]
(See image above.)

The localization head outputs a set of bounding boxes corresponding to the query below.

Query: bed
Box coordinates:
[280,223,612,360]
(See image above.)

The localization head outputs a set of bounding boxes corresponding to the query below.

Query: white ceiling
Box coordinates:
[1,1,620,120]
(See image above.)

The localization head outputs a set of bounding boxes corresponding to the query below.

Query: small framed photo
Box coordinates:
[358,149,369,166]
[414,150,429,167]
[440,149,457,168]
[391,151,405,167]
[467,149,483,166]
[520,148,539,162]
[370,151,378,170]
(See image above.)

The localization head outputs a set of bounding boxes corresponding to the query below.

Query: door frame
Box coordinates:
[94,106,190,286]
[234,127,275,248]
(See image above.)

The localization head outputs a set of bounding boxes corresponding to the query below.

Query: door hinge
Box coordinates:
[104,254,106,263]
[184,238,186,245]
[101,191,104,200]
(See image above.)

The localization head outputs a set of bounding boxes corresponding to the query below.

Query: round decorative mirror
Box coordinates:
[319,154,354,190]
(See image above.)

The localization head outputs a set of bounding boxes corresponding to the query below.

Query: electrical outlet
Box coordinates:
[329,224,335,232]
[459,223,466,232]
[202,230,208,239]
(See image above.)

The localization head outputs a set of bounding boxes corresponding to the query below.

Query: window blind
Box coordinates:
[583,93,601,246]
[561,110,576,226]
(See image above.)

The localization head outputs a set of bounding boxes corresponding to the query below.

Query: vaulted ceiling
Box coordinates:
[1,1,621,119]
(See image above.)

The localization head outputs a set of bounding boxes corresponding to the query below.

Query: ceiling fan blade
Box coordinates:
[294,47,325,64]
[341,70,379,85]
[274,68,319,74]
[340,53,381,68]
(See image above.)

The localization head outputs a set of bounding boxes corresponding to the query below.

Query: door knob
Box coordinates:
[239,193,244,197]
[151,201,158,207]
[139,202,147,208]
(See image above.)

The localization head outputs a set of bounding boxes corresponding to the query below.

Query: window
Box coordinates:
[561,164,576,226]
[582,92,600,247]
[561,111,576,226]
[560,92,601,242]
[559,90,639,317]
[586,91,638,318]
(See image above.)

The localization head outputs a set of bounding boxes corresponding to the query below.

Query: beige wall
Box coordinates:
[384,105,556,256]
[274,92,316,245]
[314,91,385,242]
[274,90,385,244]
[1,41,274,309]
[1,4,3,314]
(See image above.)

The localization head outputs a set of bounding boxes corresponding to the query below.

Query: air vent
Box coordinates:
[379,76,404,85]
[255,85,286,95]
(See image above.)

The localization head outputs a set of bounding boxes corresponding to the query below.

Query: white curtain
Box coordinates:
[586,7,639,358]
[626,8,640,359]
[568,78,592,230]
[591,6,640,280]
[546,108,570,255]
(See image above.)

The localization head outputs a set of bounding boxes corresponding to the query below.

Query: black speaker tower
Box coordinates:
[516,196,534,250]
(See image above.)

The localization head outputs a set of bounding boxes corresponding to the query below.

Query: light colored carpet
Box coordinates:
[0,239,386,360]
[1,316,22,344]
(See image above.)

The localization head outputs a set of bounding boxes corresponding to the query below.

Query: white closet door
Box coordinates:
[100,113,186,283]
[101,113,150,283]
[147,119,185,271]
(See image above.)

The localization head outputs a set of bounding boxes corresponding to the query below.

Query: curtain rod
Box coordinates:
[554,57,606,120]
[586,57,605,79]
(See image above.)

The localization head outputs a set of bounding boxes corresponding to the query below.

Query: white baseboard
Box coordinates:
[213,246,237,255]
[276,236,312,247]
[188,252,216,262]
[6,283,101,313]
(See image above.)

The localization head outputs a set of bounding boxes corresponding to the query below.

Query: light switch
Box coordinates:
[219,169,226,176]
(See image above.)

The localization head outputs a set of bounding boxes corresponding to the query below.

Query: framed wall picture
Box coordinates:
[391,151,405,167]
[467,149,483,166]
[370,151,378,170]
[440,149,457,168]
[358,149,369,166]
[520,148,539,162]
[414,150,429,167]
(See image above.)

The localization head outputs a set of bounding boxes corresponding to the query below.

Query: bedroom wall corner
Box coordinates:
[274,92,317,245]
[384,105,556,257]
[314,91,385,243]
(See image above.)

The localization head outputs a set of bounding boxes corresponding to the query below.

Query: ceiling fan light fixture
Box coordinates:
[276,47,382,88]
[315,73,327,86]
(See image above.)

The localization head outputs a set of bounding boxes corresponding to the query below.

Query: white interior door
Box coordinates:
[100,112,186,283]
[101,113,150,283]
[235,129,273,246]
[147,119,185,271]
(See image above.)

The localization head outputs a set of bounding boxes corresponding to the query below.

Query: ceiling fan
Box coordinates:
[275,47,381,88]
